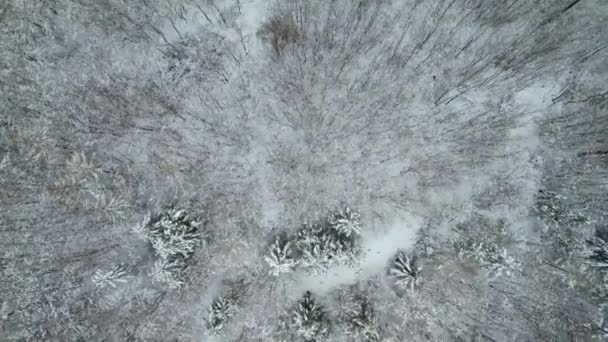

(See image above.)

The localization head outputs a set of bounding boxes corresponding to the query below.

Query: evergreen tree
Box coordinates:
[265,236,298,276]
[295,215,361,274]
[92,264,129,290]
[347,299,381,342]
[291,291,331,342]
[206,296,233,334]
[585,236,608,270]
[136,208,202,288]
[328,207,362,238]
[389,251,421,291]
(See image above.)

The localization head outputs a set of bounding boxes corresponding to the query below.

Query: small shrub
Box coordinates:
[258,15,302,55]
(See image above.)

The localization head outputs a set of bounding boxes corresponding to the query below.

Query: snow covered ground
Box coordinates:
[1,0,607,341]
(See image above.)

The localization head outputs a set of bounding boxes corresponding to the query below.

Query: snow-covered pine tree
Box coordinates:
[347,299,381,342]
[292,291,331,342]
[136,208,203,288]
[295,222,325,251]
[146,208,201,241]
[389,251,421,291]
[263,214,362,276]
[585,236,608,270]
[92,264,129,290]
[535,190,590,227]
[328,207,362,237]
[298,233,333,274]
[451,215,522,278]
[295,217,361,274]
[206,296,233,334]
[265,236,298,276]
[150,259,187,289]
[298,230,359,273]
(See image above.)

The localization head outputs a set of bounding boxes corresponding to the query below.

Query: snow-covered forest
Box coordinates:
[1,0,607,340]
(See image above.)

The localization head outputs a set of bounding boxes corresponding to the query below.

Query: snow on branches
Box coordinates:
[135,208,203,288]
[206,296,234,335]
[579,235,608,298]
[297,225,359,274]
[265,236,298,276]
[328,207,362,238]
[585,236,608,270]
[389,251,421,291]
[92,264,129,290]
[452,216,522,278]
[264,207,363,276]
[291,291,331,342]
[344,297,381,342]
[535,190,590,227]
